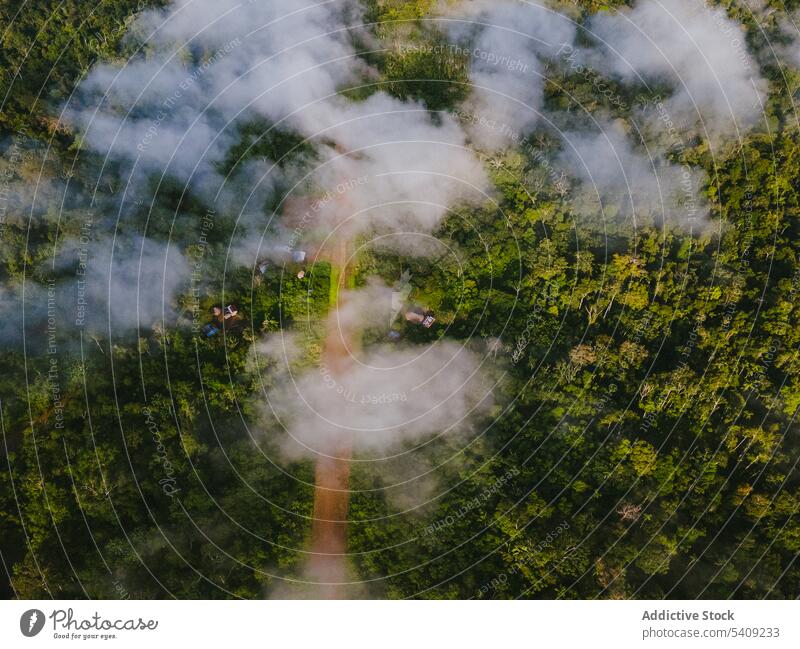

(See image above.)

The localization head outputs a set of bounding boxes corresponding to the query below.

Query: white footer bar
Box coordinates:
[2,600,797,648]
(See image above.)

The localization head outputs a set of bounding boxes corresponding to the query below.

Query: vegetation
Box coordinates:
[1,0,799,599]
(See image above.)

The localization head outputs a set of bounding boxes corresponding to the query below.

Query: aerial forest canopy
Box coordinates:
[1,0,799,600]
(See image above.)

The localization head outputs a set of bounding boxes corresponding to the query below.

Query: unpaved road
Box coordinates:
[306,237,356,598]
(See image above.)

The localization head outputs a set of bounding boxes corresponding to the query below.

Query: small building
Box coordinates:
[405,308,435,328]
[257,246,307,273]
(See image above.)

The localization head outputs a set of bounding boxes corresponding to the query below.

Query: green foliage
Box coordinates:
[2,0,800,601]
[0,1,164,138]
[218,121,315,177]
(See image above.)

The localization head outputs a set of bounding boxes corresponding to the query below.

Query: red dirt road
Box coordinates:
[306,238,356,598]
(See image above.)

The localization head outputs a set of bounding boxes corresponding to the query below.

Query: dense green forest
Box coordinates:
[1,0,800,600]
